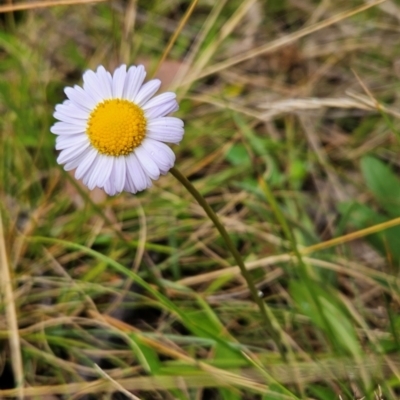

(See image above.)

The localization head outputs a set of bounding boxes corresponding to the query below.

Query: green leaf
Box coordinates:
[307,384,340,400]
[128,333,161,374]
[361,156,400,217]
[290,281,361,356]
[319,297,361,358]
[339,201,400,263]
[225,144,251,166]
[288,159,308,187]
[263,384,298,400]
[219,387,242,400]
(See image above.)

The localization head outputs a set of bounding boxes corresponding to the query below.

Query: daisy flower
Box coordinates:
[51,64,184,196]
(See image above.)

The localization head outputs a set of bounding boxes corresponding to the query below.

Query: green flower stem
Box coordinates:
[170,166,284,355]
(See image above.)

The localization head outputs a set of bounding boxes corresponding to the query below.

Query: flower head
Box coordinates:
[51,64,184,195]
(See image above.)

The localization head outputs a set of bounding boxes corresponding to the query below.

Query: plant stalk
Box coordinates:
[170,166,285,356]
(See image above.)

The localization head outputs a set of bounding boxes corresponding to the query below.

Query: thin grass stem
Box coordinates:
[151,0,200,78]
[0,212,23,399]
[0,0,105,13]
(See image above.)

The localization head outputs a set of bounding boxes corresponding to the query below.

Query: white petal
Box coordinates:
[142,92,176,110]
[103,179,117,196]
[96,66,113,99]
[144,98,179,119]
[123,177,135,193]
[112,64,127,98]
[85,155,112,190]
[63,146,92,171]
[141,138,175,174]
[57,141,91,165]
[65,86,97,111]
[111,156,126,193]
[102,159,124,196]
[146,117,184,144]
[55,103,89,120]
[134,146,160,180]
[123,65,146,101]
[82,70,106,103]
[148,116,184,128]
[82,155,101,188]
[125,152,148,192]
[56,134,88,150]
[97,156,114,188]
[123,164,137,193]
[75,148,98,180]
[134,79,161,106]
[53,111,87,127]
[51,122,85,135]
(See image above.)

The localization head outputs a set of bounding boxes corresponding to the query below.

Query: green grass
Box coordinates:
[0,0,399,399]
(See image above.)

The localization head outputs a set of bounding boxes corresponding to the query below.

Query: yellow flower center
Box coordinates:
[86,99,147,156]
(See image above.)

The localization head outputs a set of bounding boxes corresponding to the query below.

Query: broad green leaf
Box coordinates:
[319,297,361,358]
[361,156,400,217]
[129,333,161,374]
[290,281,360,356]
[307,384,341,400]
[220,387,242,400]
[339,201,400,263]
[225,144,251,166]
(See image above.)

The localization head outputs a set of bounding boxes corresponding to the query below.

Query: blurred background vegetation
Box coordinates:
[0,0,400,398]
